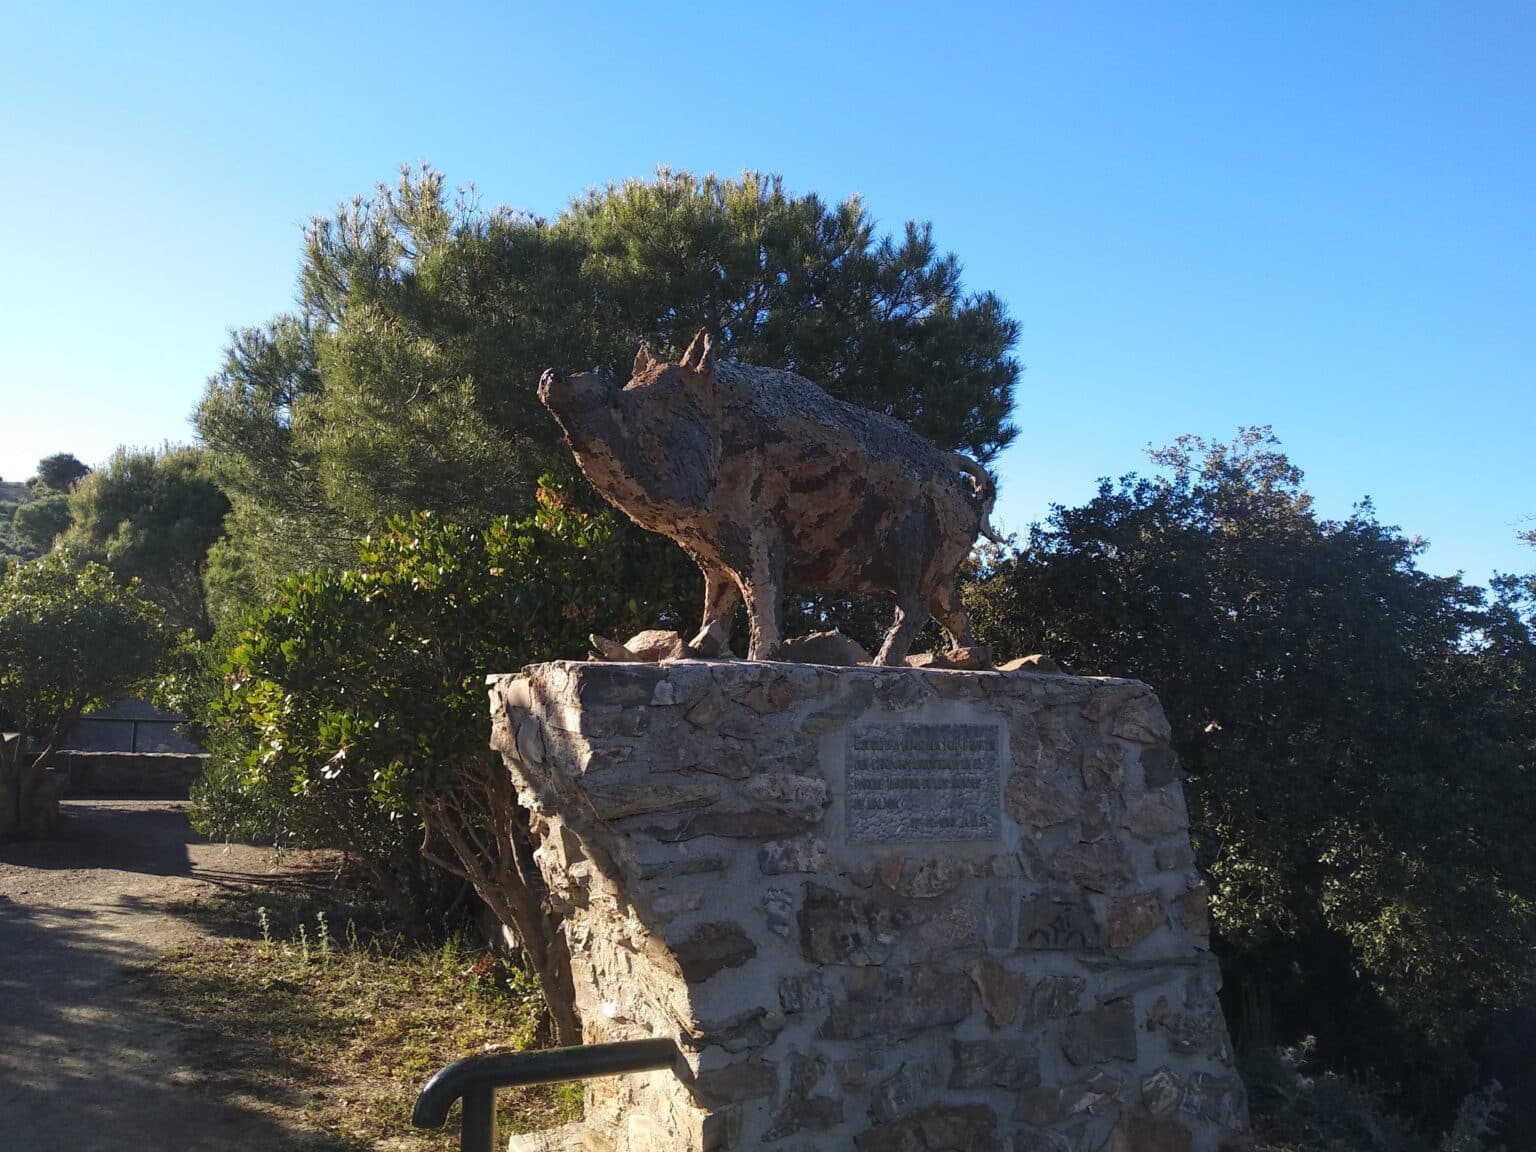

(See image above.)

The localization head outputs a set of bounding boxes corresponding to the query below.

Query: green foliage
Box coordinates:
[1245,1038,1423,1152]
[196,166,1020,618]
[0,501,20,575]
[34,452,91,492]
[196,316,352,611]
[11,487,71,554]
[965,428,1536,1115]
[194,483,690,932]
[62,446,231,636]
[0,552,166,739]
[1245,1038,1506,1152]
[0,552,166,836]
[2,463,86,572]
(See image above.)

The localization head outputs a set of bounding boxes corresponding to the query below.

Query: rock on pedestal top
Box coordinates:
[490,660,1247,1152]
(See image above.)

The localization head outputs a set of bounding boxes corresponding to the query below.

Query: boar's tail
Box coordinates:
[950,453,1003,544]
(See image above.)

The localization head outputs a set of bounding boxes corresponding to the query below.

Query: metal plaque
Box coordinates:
[845,722,1001,842]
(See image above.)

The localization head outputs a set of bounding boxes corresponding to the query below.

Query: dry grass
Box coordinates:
[147,887,580,1151]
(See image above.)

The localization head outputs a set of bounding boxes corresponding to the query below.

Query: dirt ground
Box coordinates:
[0,800,337,1152]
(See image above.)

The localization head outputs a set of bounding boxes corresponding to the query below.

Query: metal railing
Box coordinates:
[413,1037,680,1152]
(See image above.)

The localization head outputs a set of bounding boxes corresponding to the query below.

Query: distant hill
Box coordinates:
[0,481,32,505]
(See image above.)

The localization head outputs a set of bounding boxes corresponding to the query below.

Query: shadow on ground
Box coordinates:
[0,801,346,1152]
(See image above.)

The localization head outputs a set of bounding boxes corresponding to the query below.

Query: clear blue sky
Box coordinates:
[2,1,1531,583]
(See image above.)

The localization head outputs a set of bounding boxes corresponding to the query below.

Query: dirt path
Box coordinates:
[0,801,334,1152]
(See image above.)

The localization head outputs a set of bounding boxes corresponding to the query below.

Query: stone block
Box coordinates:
[1111,1116,1194,1152]
[764,1051,842,1139]
[739,772,828,812]
[1109,693,1172,743]
[694,1060,777,1106]
[1126,793,1185,842]
[1020,892,1105,951]
[1015,1071,1121,1125]
[1081,742,1126,791]
[855,1104,1000,1152]
[627,807,815,841]
[909,900,982,957]
[1138,745,1179,789]
[672,921,757,981]
[489,660,1244,1151]
[636,850,728,881]
[799,881,904,965]
[1005,767,1079,827]
[515,716,546,764]
[685,689,724,728]
[777,969,834,1015]
[758,836,831,875]
[761,888,795,937]
[588,779,719,820]
[739,674,812,714]
[1146,974,1229,1058]
[1179,1073,1246,1130]
[1175,885,1210,936]
[1109,892,1166,949]
[776,629,871,666]
[1025,975,1086,1023]
[950,1038,1041,1090]
[966,955,1030,1028]
[1049,838,1133,893]
[872,1057,941,1122]
[1141,1067,1182,1116]
[1061,999,1138,1065]
[820,966,971,1041]
[898,854,971,899]
[573,663,667,706]
[1007,1129,1073,1152]
[1155,842,1194,871]
[1080,787,1126,843]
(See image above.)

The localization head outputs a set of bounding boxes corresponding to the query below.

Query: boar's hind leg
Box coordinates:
[689,565,741,657]
[929,581,976,651]
[875,595,932,666]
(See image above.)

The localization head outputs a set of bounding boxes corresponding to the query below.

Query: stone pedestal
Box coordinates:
[489,661,1247,1152]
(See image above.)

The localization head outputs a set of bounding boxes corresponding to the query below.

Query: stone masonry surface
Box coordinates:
[490,661,1247,1152]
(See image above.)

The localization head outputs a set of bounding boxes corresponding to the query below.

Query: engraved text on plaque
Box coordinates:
[846,722,1001,842]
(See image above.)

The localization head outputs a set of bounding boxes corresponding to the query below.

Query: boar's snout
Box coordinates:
[538,367,612,414]
[537,367,565,403]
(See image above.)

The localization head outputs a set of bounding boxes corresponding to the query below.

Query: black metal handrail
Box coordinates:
[413,1037,680,1152]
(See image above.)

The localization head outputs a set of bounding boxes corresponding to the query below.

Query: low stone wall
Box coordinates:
[490,660,1247,1152]
[54,752,207,798]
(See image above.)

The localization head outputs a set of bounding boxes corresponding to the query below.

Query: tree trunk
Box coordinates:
[0,733,21,841]
[1,712,72,841]
[357,854,435,942]
[421,753,581,1047]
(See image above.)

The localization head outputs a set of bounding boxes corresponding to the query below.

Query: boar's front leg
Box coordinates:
[876,594,932,666]
[689,564,741,657]
[740,538,787,661]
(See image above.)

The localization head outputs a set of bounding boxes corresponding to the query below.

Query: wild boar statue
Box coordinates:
[537,330,1001,666]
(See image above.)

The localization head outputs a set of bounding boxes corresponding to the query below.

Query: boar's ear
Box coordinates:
[680,328,716,376]
[633,344,659,377]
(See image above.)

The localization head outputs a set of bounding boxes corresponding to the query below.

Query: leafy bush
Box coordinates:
[0,552,165,837]
[965,429,1536,1122]
[63,445,230,636]
[193,483,691,1040]
[1247,1037,1506,1152]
